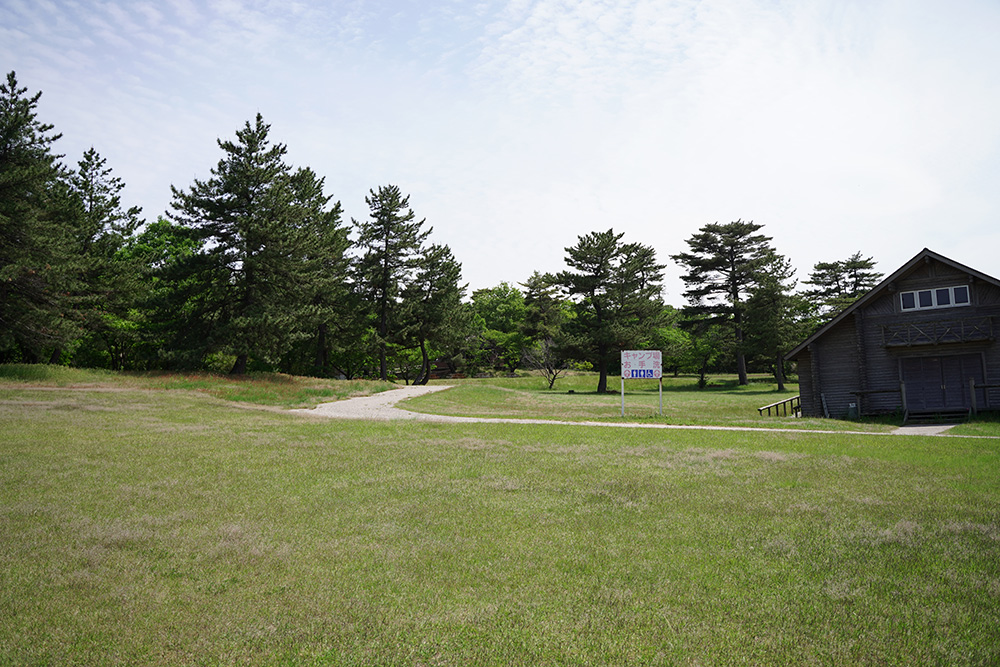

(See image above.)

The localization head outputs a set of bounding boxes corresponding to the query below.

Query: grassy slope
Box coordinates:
[0,363,398,408]
[2,372,999,665]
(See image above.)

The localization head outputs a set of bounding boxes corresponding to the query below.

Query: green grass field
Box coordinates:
[407,373,903,432]
[2,367,999,665]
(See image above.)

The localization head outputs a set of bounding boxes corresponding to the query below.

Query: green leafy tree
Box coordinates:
[472,282,527,373]
[803,251,883,320]
[122,217,207,369]
[353,185,431,381]
[168,114,339,374]
[671,220,775,386]
[0,71,79,362]
[326,314,379,380]
[680,318,727,389]
[556,229,666,393]
[648,306,689,377]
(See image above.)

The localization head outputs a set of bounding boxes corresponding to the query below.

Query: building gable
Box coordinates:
[787,248,1000,361]
[786,249,1000,418]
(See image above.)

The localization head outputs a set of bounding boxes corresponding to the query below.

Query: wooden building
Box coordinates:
[786,248,1000,420]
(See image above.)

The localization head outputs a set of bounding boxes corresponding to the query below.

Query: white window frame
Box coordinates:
[899,285,971,312]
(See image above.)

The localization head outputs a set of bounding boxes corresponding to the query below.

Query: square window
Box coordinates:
[918,290,933,308]
[936,288,951,306]
[901,292,916,309]
[954,286,970,304]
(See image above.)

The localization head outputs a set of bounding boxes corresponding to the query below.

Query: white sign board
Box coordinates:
[621,350,662,379]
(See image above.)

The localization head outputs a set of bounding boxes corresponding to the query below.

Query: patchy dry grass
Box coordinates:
[2,382,999,665]
[0,363,397,408]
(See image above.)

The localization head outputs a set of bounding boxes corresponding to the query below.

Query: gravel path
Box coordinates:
[290,384,458,421]
[290,385,976,437]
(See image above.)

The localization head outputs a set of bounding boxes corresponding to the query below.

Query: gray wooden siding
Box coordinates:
[858,310,903,414]
[976,280,1000,411]
[811,316,860,418]
[790,255,1000,418]
[796,348,818,417]
[978,281,1000,307]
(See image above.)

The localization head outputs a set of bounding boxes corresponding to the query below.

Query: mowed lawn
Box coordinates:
[407,374,898,432]
[2,373,999,665]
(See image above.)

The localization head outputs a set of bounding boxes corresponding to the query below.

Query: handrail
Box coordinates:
[758,395,800,417]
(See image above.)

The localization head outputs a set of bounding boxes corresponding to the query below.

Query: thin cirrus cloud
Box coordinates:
[2,0,999,300]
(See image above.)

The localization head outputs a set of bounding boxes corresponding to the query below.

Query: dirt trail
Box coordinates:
[290,384,457,421]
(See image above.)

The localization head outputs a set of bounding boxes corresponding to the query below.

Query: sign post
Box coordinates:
[620,350,663,417]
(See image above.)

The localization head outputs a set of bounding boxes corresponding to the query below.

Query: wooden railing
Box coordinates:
[758,395,800,417]
[882,317,993,347]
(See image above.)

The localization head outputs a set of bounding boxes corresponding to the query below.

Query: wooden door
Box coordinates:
[901,354,984,413]
[901,356,944,411]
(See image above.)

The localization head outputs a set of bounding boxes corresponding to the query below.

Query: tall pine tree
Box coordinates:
[0,71,79,362]
[168,114,341,374]
[400,243,467,384]
[282,166,351,377]
[671,220,775,385]
[69,147,144,369]
[556,229,666,393]
[353,185,431,381]
[743,252,805,390]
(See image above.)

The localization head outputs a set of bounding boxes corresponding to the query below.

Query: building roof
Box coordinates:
[785,248,1000,361]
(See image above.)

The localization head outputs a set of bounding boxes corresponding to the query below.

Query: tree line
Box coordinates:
[1,72,884,390]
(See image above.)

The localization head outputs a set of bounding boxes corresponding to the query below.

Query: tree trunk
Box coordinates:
[736,349,748,386]
[230,353,248,375]
[19,343,39,364]
[596,356,609,393]
[733,289,748,385]
[734,319,748,385]
[314,323,329,377]
[415,339,430,385]
[774,350,785,392]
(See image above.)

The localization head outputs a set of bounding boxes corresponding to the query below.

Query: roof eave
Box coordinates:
[785,248,1000,361]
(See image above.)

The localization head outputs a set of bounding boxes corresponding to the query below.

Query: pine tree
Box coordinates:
[400,243,466,384]
[671,220,775,385]
[520,271,567,344]
[803,251,883,320]
[519,272,571,389]
[353,185,431,381]
[168,114,339,374]
[556,229,666,393]
[743,253,806,390]
[283,166,351,377]
[69,148,144,369]
[0,71,78,361]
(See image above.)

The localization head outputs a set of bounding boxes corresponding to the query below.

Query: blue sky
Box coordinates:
[4,0,999,304]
